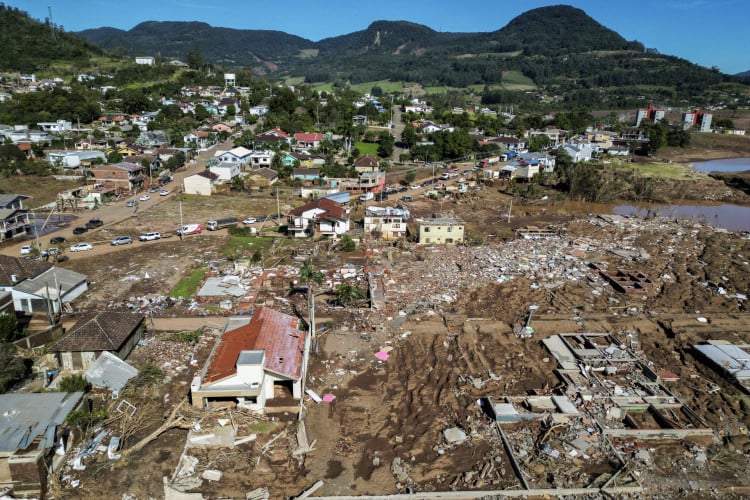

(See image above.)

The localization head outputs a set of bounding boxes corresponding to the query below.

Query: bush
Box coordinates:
[56,374,89,392]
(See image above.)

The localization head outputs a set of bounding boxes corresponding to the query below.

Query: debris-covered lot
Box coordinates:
[48,190,750,499]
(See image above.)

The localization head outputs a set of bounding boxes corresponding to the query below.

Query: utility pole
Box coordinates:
[179,201,183,240]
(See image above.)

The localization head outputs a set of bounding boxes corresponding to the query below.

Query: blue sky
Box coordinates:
[7,0,749,74]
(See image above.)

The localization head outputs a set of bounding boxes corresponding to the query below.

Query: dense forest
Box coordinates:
[0,4,102,72]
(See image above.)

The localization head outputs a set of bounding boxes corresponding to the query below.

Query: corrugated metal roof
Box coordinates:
[695,342,750,380]
[14,267,87,299]
[84,351,138,391]
[203,307,306,384]
[197,277,247,298]
[0,392,84,452]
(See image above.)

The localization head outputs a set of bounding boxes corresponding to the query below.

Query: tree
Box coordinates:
[377,133,394,158]
[186,46,205,70]
[401,123,418,149]
[335,284,366,305]
[0,313,18,342]
[0,342,29,393]
[338,235,356,252]
[299,260,324,285]
[405,170,416,184]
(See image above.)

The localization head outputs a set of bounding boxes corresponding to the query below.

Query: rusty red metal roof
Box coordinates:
[203,307,306,384]
[289,197,346,220]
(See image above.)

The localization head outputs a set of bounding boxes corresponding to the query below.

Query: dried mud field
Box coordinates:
[49,186,750,499]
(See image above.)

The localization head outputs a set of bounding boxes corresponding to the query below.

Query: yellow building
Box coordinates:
[417,217,464,245]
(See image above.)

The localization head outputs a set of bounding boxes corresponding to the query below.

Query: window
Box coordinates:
[447,227,452,232]
[424,227,430,232]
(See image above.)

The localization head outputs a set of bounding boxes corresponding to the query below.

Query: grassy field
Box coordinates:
[500,71,536,90]
[349,80,405,94]
[170,268,207,298]
[0,176,82,207]
[612,161,706,180]
[354,142,379,156]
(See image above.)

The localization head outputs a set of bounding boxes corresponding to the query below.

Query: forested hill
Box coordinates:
[79,21,314,65]
[0,4,102,72]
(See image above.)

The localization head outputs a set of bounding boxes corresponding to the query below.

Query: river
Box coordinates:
[613,157,750,232]
[691,157,750,173]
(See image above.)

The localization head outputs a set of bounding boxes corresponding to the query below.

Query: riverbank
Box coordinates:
[659,132,750,163]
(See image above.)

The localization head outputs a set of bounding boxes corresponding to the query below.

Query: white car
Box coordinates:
[20,244,32,256]
[139,194,151,201]
[410,184,421,190]
[70,242,93,252]
[139,232,161,241]
[159,189,170,196]
[242,217,257,224]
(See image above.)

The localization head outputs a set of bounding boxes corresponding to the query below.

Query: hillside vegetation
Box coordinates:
[0,5,102,72]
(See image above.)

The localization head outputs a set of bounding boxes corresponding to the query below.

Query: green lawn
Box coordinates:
[354,142,379,156]
[170,268,207,299]
[349,80,406,94]
[612,161,706,180]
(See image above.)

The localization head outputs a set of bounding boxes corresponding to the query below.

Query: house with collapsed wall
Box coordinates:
[190,307,308,411]
[0,392,84,498]
[364,206,410,240]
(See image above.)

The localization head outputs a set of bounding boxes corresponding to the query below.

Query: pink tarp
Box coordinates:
[375,351,389,361]
[322,394,336,403]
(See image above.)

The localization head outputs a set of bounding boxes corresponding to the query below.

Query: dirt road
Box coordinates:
[0,140,234,258]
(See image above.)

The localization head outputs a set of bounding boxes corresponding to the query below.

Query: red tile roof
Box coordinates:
[203,307,306,384]
[294,132,324,143]
[289,197,346,220]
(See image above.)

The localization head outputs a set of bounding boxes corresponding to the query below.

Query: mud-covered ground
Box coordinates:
[49,176,750,499]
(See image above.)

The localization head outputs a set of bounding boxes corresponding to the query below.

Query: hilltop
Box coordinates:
[75,5,736,91]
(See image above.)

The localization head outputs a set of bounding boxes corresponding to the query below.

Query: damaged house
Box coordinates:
[190,306,308,411]
[53,311,145,371]
[0,392,84,498]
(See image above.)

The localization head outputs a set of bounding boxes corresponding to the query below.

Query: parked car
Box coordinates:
[85,218,103,229]
[70,242,93,252]
[139,232,161,241]
[139,194,151,201]
[149,185,160,193]
[401,196,414,202]
[72,226,88,235]
[159,189,170,196]
[410,184,421,190]
[242,217,257,225]
[272,213,285,220]
[50,236,67,244]
[126,200,138,207]
[20,244,32,256]
[110,236,133,246]
[398,187,408,193]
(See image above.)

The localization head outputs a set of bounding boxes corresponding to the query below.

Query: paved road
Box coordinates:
[1,141,234,258]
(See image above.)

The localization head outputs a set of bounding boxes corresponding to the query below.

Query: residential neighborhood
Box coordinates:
[0,3,748,499]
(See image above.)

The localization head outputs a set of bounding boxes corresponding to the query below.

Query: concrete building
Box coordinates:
[183,170,219,196]
[190,308,308,411]
[417,218,464,245]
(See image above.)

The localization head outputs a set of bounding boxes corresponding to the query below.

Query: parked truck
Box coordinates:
[177,223,202,236]
[206,217,239,231]
[478,156,500,168]
[500,151,517,162]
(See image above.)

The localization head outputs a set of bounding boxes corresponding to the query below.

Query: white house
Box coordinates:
[216,146,253,165]
[209,162,240,181]
[135,56,155,65]
[0,256,88,314]
[364,206,410,240]
[287,198,350,239]
[183,171,219,196]
[560,144,595,163]
[36,120,72,134]
[190,307,307,411]
[249,150,274,169]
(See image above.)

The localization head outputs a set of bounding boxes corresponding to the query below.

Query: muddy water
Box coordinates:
[613,203,750,232]
[692,157,750,173]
